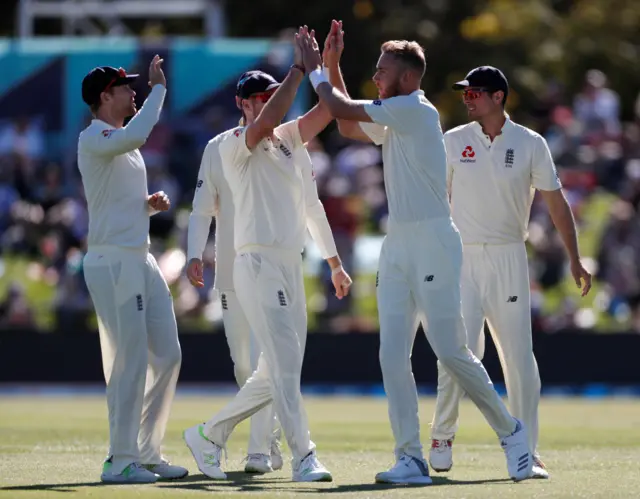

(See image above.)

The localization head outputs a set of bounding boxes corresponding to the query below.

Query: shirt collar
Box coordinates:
[471,113,512,139]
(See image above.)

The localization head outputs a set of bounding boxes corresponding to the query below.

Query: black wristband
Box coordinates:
[291,64,306,75]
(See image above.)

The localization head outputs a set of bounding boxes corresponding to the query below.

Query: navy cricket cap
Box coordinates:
[236,70,280,99]
[452,66,509,97]
[82,66,138,107]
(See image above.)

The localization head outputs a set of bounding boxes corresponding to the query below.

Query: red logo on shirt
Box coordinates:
[234,129,243,137]
[462,146,475,158]
[101,129,114,138]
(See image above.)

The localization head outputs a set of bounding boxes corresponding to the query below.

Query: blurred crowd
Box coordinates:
[1,69,639,334]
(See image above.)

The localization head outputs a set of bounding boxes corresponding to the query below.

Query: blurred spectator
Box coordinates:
[0,282,36,329]
[573,70,621,139]
[596,200,640,330]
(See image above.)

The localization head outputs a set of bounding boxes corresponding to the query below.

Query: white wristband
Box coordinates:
[331,265,344,276]
[309,67,329,91]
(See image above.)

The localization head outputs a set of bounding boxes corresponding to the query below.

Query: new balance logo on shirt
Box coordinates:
[277,290,287,306]
[424,275,434,282]
[507,296,518,303]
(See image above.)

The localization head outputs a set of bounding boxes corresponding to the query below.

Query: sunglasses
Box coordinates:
[103,67,128,93]
[250,91,275,103]
[462,87,493,100]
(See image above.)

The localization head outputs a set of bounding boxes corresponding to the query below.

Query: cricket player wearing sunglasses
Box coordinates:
[184,25,352,482]
[428,66,592,479]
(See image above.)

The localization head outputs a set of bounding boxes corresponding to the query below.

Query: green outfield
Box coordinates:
[1,395,639,498]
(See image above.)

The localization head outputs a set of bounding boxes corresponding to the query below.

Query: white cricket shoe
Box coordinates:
[429,438,454,472]
[500,419,533,482]
[244,453,273,474]
[375,454,433,485]
[531,455,550,479]
[271,438,284,471]
[292,451,332,482]
[183,423,226,480]
[101,458,158,484]
[143,459,189,479]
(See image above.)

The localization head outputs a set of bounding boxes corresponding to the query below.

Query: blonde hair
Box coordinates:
[381,40,426,77]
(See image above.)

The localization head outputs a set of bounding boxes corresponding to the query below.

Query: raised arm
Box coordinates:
[80,56,167,156]
[323,21,373,142]
[244,27,309,150]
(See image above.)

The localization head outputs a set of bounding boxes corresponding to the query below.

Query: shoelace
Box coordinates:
[431,439,452,452]
[243,453,269,463]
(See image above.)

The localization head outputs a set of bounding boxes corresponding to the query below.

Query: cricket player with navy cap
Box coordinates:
[429,65,591,479]
[183,25,353,483]
[77,56,188,483]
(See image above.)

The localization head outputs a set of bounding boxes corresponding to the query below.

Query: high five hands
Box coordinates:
[296,20,344,74]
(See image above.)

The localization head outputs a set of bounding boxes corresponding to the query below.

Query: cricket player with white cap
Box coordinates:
[298,22,533,484]
[428,66,592,479]
[77,56,187,483]
[183,25,353,482]
[185,132,284,474]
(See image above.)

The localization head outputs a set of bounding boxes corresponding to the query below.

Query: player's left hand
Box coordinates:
[331,266,353,299]
[148,191,170,212]
[298,26,323,74]
[570,258,592,297]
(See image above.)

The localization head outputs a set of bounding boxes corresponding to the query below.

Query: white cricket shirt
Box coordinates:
[360,90,450,224]
[219,119,337,259]
[445,118,562,244]
[77,84,166,248]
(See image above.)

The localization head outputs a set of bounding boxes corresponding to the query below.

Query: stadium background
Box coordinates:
[0,0,639,387]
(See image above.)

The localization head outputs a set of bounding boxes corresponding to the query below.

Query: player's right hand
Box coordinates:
[148,54,166,88]
[186,258,204,288]
[331,266,353,299]
[322,20,344,68]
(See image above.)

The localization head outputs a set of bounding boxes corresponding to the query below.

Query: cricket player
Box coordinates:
[298,23,533,484]
[428,66,592,479]
[77,56,187,483]
[185,133,283,474]
[183,26,353,482]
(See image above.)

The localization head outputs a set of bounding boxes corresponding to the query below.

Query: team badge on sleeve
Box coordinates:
[196,179,203,188]
[373,100,382,106]
[101,129,114,138]
[234,129,243,137]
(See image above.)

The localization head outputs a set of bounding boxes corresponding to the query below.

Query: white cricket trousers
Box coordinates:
[431,242,540,454]
[377,217,516,461]
[83,245,182,474]
[204,248,314,463]
[219,288,280,455]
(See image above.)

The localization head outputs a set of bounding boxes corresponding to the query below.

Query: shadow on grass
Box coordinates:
[159,473,514,493]
[0,473,514,494]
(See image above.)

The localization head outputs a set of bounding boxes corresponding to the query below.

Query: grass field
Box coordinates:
[1,394,640,498]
